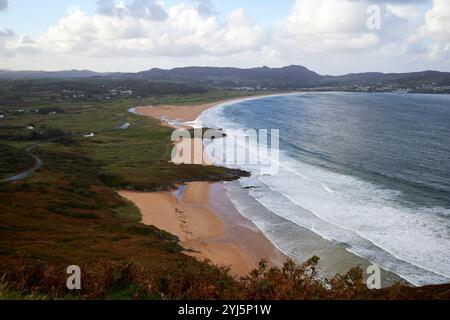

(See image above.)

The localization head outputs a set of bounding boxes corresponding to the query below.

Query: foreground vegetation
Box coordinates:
[1,86,449,300]
[2,256,449,300]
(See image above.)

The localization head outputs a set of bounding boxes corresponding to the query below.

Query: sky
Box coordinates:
[0,0,449,74]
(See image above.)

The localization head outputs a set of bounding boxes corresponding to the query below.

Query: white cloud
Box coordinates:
[21,2,267,59]
[1,0,449,73]
[96,0,168,21]
[191,0,215,17]
[423,0,450,60]
[0,27,15,57]
[278,0,380,52]
[386,3,422,20]
[0,28,13,37]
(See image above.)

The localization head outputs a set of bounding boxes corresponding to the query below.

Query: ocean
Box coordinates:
[197,92,450,286]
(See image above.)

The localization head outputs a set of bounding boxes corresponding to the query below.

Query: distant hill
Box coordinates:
[0,69,104,80]
[0,65,324,83]
[324,70,450,85]
[1,66,449,93]
[138,65,323,83]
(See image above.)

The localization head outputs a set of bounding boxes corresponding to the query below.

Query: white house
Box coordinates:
[119,122,131,130]
[26,124,35,130]
[84,132,95,138]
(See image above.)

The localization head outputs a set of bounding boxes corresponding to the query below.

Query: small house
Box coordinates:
[119,122,131,130]
[26,124,35,130]
[84,132,95,138]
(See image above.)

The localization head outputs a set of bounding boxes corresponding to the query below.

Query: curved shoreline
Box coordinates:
[134,92,300,129]
[119,182,287,277]
[127,95,296,276]
[191,92,302,127]
[190,93,425,285]
[130,94,409,286]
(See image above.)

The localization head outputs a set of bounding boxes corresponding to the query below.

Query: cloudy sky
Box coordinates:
[0,0,449,74]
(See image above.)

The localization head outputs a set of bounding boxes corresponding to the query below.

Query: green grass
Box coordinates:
[0,287,48,300]
[111,199,142,223]
[1,91,254,190]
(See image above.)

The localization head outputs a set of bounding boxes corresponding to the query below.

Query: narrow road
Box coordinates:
[0,144,43,183]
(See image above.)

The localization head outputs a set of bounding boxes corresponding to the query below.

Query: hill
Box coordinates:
[1,66,449,93]
[0,69,104,80]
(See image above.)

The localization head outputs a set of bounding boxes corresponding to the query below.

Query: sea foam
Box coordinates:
[198,93,450,286]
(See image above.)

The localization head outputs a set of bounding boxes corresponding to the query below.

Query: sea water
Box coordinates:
[198,92,450,286]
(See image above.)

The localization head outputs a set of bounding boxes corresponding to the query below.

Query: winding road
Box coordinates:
[0,144,43,183]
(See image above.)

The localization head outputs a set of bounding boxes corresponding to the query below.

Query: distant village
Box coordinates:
[329,83,450,94]
[224,80,450,94]
[55,88,136,103]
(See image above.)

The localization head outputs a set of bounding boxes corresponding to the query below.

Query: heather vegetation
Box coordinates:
[0,144,35,180]
[2,257,450,300]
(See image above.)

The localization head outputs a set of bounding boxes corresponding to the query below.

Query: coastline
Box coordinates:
[135,101,224,128]
[134,93,298,128]
[129,96,291,276]
[129,95,407,285]
[119,182,287,277]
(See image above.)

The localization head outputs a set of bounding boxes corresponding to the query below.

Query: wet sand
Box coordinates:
[119,182,287,277]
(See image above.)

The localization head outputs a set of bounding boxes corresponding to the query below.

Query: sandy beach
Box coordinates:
[129,96,407,285]
[125,97,289,276]
[135,98,252,165]
[119,182,286,277]
[135,101,223,127]
[134,95,283,128]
